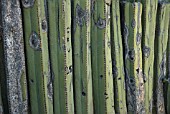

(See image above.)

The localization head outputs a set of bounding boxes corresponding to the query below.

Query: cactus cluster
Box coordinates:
[0,0,169,114]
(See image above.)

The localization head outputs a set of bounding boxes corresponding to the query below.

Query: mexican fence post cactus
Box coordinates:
[72,0,93,114]
[22,0,53,113]
[140,0,158,114]
[91,0,115,114]
[153,2,170,114]
[121,2,144,113]
[111,0,127,113]
[47,0,75,113]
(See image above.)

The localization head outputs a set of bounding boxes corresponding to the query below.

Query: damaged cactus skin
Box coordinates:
[166,16,170,114]
[47,0,75,114]
[111,0,127,113]
[91,0,115,114]
[140,0,158,114]
[153,2,170,114]
[0,0,28,114]
[72,0,93,114]
[121,2,144,114]
[0,5,5,113]
[22,0,53,113]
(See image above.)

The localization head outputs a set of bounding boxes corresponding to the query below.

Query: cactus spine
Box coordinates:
[122,2,144,113]
[111,0,127,113]
[153,2,170,114]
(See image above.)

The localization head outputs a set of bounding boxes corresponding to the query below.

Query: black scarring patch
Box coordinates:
[136,32,142,45]
[128,49,135,61]
[95,16,106,29]
[21,0,35,8]
[131,19,136,29]
[142,73,147,83]
[41,19,47,32]
[143,46,150,58]
[76,4,86,27]
[129,78,135,85]
[112,60,118,77]
[159,52,166,82]
[82,91,86,96]
[29,31,41,51]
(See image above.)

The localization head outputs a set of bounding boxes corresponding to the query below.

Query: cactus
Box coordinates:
[0,5,4,114]
[139,0,158,114]
[1,0,170,114]
[153,2,170,114]
[91,0,115,114]
[166,17,170,114]
[72,0,93,114]
[111,0,127,113]
[121,2,144,113]
[0,34,4,114]
[22,0,53,113]
[47,0,74,113]
[0,0,28,114]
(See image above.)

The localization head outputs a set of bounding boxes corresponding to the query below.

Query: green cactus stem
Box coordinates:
[140,0,158,114]
[153,2,170,114]
[91,0,115,114]
[22,0,52,113]
[111,0,127,113]
[166,17,170,114]
[121,2,144,114]
[72,0,93,114]
[47,0,75,114]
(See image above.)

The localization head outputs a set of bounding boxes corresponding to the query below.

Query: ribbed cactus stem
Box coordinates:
[111,0,127,113]
[86,1,93,113]
[22,0,48,113]
[122,2,144,113]
[167,18,170,114]
[47,0,74,113]
[141,0,158,114]
[153,2,170,114]
[63,0,75,113]
[91,0,115,114]
[47,0,60,113]
[0,6,5,113]
[37,0,53,113]
[73,0,93,114]
[104,1,115,114]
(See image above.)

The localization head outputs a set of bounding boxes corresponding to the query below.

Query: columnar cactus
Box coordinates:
[121,2,144,113]
[0,0,28,114]
[47,0,74,114]
[0,5,5,114]
[140,0,158,114]
[22,0,52,113]
[72,0,93,114]
[111,0,127,113]
[166,18,170,114]
[153,2,170,114]
[0,1,170,114]
[91,0,115,114]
